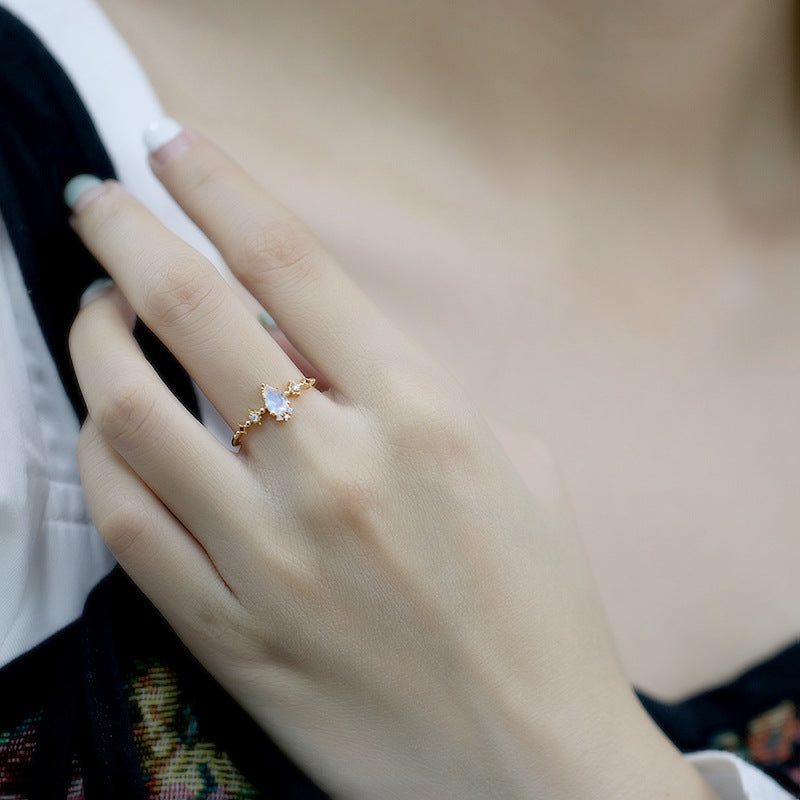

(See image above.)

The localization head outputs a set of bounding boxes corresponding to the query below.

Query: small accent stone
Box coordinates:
[249,410,261,423]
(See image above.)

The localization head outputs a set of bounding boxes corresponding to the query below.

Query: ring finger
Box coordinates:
[68,286,289,566]
[66,178,311,437]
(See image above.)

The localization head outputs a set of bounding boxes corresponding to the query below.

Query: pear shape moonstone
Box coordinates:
[262,385,292,420]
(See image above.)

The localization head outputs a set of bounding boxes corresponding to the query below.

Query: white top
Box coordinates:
[688,753,796,800]
[0,0,228,667]
[0,1,793,797]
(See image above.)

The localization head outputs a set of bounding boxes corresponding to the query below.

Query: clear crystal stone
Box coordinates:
[249,410,261,423]
[262,386,291,418]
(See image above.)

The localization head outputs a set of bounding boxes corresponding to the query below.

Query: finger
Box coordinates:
[69,285,271,564]
[145,122,409,400]
[271,329,331,393]
[66,177,310,429]
[77,417,244,650]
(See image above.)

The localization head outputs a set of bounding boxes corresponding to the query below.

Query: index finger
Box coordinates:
[145,119,411,400]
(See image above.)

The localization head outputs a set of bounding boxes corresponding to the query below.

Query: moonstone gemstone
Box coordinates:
[262,386,292,419]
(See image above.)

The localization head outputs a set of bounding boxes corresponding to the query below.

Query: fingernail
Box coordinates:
[79,277,115,308]
[258,311,278,330]
[64,174,110,214]
[144,117,189,166]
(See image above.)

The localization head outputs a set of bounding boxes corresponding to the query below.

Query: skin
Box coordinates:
[67,129,720,799]
[91,0,800,703]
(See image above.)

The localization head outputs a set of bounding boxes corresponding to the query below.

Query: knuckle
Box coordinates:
[142,257,222,330]
[311,456,386,532]
[387,385,481,464]
[366,347,490,468]
[236,215,320,288]
[185,595,245,652]
[96,379,159,447]
[95,498,152,559]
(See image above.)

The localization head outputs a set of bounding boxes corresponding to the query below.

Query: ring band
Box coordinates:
[232,377,316,446]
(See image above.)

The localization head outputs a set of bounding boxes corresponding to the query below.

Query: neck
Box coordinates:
[101,0,800,215]
[370,1,798,181]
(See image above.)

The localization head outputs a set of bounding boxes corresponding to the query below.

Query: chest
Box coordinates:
[329,206,800,701]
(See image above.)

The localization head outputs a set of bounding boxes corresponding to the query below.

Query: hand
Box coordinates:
[68,125,718,800]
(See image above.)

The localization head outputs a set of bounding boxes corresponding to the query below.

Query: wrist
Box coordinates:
[445,662,721,800]
[539,684,722,800]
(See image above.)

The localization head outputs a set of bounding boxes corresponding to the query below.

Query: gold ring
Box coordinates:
[232,377,315,447]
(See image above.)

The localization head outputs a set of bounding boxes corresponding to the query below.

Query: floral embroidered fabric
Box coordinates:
[0,569,330,799]
[1,568,799,798]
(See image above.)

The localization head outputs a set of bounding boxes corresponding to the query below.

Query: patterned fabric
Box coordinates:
[0,569,332,800]
[0,712,45,799]
[0,713,85,799]
[126,660,260,799]
[0,567,799,800]
[0,658,262,800]
[0,660,267,800]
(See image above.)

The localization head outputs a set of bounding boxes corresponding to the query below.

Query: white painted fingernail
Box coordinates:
[144,117,190,166]
[144,117,183,152]
[258,311,278,330]
[64,174,111,213]
[79,277,115,308]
